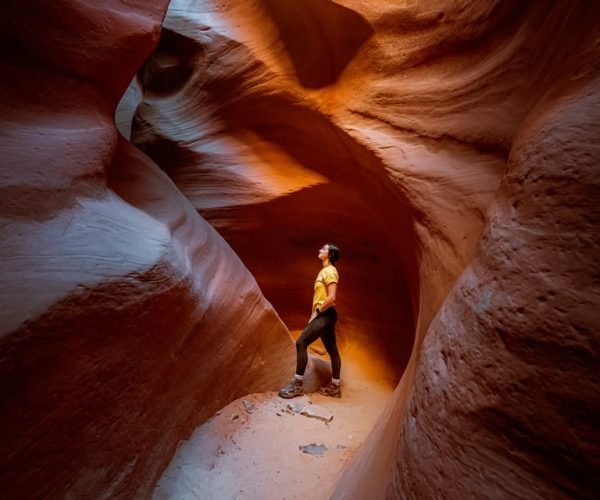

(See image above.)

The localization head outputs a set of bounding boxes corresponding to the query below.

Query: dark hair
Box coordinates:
[327,243,341,266]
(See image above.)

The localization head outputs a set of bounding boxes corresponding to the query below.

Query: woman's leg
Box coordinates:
[295,316,328,376]
[321,319,341,380]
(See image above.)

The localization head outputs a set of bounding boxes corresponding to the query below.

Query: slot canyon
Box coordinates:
[0,0,598,498]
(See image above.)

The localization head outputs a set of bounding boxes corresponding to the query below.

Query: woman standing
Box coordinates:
[279,243,342,398]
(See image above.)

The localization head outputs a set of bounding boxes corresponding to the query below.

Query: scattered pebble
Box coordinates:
[299,443,328,456]
[242,399,255,414]
[231,414,239,421]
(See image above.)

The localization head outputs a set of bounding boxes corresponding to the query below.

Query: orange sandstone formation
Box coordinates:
[133,0,600,499]
[1,0,598,498]
[329,2,600,499]
[0,1,293,498]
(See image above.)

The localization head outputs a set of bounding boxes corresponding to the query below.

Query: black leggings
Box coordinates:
[295,308,341,379]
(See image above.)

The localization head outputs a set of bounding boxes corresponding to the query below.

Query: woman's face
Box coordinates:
[318,244,330,261]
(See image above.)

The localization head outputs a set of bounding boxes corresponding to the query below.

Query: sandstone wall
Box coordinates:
[2,0,598,497]
[130,1,599,498]
[0,1,293,498]
[329,2,600,499]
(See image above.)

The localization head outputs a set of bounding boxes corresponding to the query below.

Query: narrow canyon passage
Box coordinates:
[1,1,598,499]
[154,336,398,500]
[147,197,416,499]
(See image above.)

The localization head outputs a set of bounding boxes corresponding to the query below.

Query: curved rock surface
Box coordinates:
[131,1,600,499]
[389,77,600,500]
[132,0,519,391]
[0,1,293,498]
[330,2,600,499]
[2,0,599,498]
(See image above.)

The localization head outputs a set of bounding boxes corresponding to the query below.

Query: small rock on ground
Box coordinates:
[299,443,328,456]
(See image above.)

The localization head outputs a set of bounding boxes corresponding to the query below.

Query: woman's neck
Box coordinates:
[322,259,331,268]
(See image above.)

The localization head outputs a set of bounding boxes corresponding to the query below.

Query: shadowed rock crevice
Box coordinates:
[140,27,203,95]
[261,0,374,88]
[349,108,511,159]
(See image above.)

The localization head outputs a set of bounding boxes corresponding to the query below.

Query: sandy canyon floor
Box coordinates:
[154,336,396,500]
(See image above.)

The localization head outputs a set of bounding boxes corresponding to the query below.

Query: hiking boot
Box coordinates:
[319,382,341,398]
[278,378,304,399]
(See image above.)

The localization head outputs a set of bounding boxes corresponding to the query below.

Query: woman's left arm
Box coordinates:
[317,283,337,313]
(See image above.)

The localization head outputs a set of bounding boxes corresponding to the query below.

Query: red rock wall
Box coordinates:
[330,2,600,499]
[130,0,541,385]
[2,0,598,497]
[390,78,600,500]
[130,1,599,498]
[0,1,293,498]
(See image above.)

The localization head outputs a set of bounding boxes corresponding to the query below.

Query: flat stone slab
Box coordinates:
[285,397,333,422]
[242,399,255,414]
[299,405,334,423]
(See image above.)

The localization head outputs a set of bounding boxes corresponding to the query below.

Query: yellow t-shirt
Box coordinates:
[312,265,339,313]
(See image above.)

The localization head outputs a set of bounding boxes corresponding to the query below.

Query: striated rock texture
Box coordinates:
[131,0,600,498]
[330,2,600,500]
[390,77,600,499]
[0,1,293,498]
